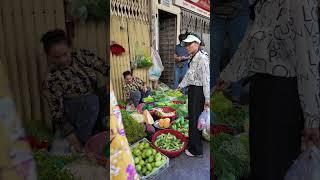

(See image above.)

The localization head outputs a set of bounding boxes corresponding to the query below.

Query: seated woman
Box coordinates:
[41,29,109,153]
[122,71,151,107]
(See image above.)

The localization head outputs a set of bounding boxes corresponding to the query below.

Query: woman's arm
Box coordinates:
[44,81,74,137]
[200,56,210,104]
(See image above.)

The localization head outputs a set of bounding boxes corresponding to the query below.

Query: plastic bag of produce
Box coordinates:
[149,47,164,81]
[198,110,210,131]
[143,110,154,125]
[130,113,145,123]
[285,146,320,180]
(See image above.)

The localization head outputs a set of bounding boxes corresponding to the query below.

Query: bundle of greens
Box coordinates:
[33,151,79,180]
[66,0,108,21]
[211,92,249,133]
[135,55,153,68]
[121,110,146,144]
[211,133,250,179]
[211,92,233,113]
[214,106,249,134]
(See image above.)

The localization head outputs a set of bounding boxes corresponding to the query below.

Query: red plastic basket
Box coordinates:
[85,131,108,166]
[151,129,188,158]
[211,124,234,135]
[172,100,185,104]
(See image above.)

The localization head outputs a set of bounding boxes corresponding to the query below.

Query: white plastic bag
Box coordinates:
[198,110,210,131]
[285,146,320,180]
[149,47,164,81]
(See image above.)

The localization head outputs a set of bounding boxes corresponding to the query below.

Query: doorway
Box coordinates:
[158,10,177,88]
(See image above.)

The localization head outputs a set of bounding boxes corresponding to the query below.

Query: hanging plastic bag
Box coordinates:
[203,111,214,141]
[198,110,210,131]
[149,47,164,81]
[284,146,320,180]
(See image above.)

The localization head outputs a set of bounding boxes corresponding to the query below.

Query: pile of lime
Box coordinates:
[132,141,167,177]
[171,117,189,137]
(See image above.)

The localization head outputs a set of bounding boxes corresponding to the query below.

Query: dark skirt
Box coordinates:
[188,85,205,155]
[249,73,304,180]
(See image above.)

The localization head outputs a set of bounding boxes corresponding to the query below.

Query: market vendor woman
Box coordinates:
[178,34,210,157]
[42,29,109,152]
[123,71,151,107]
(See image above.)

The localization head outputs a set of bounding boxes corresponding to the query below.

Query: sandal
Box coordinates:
[185,149,203,158]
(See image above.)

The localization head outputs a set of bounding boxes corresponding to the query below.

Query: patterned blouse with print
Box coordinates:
[43,49,109,136]
[123,77,145,101]
[179,50,210,102]
[220,0,320,128]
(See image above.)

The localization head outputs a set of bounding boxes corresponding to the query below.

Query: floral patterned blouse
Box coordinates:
[110,83,139,180]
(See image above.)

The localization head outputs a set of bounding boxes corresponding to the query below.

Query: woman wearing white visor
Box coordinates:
[178,34,210,157]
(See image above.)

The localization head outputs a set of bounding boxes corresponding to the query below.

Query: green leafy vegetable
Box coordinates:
[211,133,250,179]
[121,110,146,144]
[33,151,79,180]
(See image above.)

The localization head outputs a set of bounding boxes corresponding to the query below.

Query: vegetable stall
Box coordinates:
[211,92,250,180]
[119,85,195,179]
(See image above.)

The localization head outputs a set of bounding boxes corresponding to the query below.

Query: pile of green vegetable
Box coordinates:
[211,92,233,113]
[33,151,79,180]
[132,141,167,177]
[211,133,250,179]
[143,96,155,103]
[212,92,249,133]
[155,133,185,151]
[135,55,153,68]
[121,110,146,144]
[171,117,189,137]
[153,89,186,102]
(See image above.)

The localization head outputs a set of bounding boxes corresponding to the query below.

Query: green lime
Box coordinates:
[133,149,141,156]
[155,161,162,167]
[147,156,154,163]
[139,144,145,150]
[146,149,152,157]
[144,143,150,148]
[136,164,142,171]
[152,149,157,155]
[155,155,161,162]
[146,163,152,171]
[139,159,145,166]
[134,157,140,164]
[142,167,147,174]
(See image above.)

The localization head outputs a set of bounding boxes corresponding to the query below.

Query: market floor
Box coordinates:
[156,140,210,180]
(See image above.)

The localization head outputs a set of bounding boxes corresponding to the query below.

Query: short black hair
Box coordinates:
[40,29,70,54]
[178,34,187,42]
[123,71,132,78]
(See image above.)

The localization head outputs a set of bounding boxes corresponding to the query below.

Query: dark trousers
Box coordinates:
[249,73,304,180]
[188,85,205,155]
[129,88,152,107]
[64,94,100,144]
